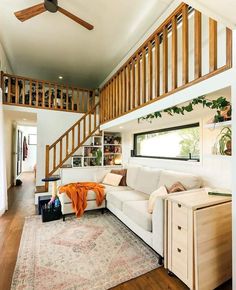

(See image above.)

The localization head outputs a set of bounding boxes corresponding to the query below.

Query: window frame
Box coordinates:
[133,122,200,162]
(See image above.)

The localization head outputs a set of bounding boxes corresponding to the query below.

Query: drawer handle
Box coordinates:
[177,248,182,253]
[178,226,182,230]
[178,203,182,208]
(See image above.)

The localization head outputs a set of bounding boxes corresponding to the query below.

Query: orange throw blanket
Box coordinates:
[59,182,105,217]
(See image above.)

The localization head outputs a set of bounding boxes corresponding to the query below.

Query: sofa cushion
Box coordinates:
[104,185,130,193]
[126,165,141,189]
[111,169,127,186]
[103,173,123,186]
[106,190,149,211]
[148,186,168,214]
[133,167,162,194]
[158,170,201,190]
[123,200,152,232]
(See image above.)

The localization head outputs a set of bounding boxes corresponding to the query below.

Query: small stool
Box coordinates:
[41,175,61,198]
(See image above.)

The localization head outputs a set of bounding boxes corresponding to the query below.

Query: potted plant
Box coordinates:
[213,127,232,156]
[95,149,102,166]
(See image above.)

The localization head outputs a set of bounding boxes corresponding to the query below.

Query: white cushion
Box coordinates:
[126,165,141,188]
[123,200,152,232]
[103,185,130,193]
[158,170,201,190]
[95,169,112,182]
[106,190,149,211]
[134,167,162,194]
[102,173,123,186]
[148,186,168,214]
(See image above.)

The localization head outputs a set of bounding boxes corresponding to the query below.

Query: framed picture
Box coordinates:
[28,134,37,145]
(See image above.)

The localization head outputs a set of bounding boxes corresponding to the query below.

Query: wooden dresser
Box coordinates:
[164,189,232,290]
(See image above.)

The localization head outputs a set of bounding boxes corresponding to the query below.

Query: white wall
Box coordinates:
[17,125,37,172]
[36,109,84,186]
[122,107,232,189]
[0,40,12,73]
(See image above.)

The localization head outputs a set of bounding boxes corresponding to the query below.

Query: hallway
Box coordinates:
[0,172,35,290]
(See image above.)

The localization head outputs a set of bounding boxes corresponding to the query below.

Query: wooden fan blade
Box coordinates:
[14,3,46,22]
[57,6,94,30]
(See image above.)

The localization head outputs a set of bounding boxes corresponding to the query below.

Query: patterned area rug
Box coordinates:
[11,212,160,290]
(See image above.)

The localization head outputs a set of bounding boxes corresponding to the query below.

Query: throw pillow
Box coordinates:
[168,181,186,193]
[102,173,123,186]
[148,186,168,214]
[111,169,127,186]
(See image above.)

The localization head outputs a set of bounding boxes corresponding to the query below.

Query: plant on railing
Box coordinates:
[139,96,231,123]
[212,127,232,156]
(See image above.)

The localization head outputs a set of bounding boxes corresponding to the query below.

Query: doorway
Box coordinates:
[17,129,23,176]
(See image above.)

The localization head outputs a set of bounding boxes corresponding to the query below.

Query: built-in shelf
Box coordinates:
[104,144,122,146]
[204,120,232,129]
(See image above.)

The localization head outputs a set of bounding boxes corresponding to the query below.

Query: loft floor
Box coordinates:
[0,173,232,290]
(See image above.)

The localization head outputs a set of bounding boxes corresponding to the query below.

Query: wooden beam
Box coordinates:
[182,4,189,85]
[209,18,217,72]
[194,11,202,79]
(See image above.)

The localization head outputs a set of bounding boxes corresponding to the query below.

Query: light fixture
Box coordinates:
[58,75,63,80]
[119,126,123,129]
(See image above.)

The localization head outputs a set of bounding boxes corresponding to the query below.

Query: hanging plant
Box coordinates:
[139,96,231,123]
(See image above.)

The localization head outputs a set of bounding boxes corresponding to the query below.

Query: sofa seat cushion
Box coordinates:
[106,190,149,211]
[104,185,130,194]
[123,200,152,232]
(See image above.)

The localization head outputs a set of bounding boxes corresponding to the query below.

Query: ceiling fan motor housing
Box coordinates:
[44,0,58,13]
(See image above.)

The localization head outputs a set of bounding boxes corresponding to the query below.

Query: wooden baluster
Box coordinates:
[106,85,109,120]
[72,127,75,151]
[42,82,45,108]
[155,35,160,98]
[83,118,86,140]
[45,145,50,191]
[36,81,39,107]
[7,77,11,103]
[66,134,69,155]
[209,18,217,72]
[148,42,153,100]
[116,76,119,117]
[75,89,79,112]
[29,80,32,106]
[123,68,127,112]
[112,78,115,118]
[100,91,103,123]
[78,123,81,145]
[137,54,141,106]
[163,26,168,94]
[89,111,92,134]
[119,73,122,115]
[94,105,97,129]
[22,80,25,105]
[194,11,202,79]
[127,65,131,110]
[172,16,178,89]
[142,48,146,104]
[53,145,56,170]
[226,28,232,68]
[132,59,135,109]
[182,4,189,85]
[15,78,19,104]
[121,71,124,114]
[60,139,62,164]
[71,88,74,111]
[82,90,85,113]
[66,86,69,111]
[48,83,51,108]
[109,83,112,119]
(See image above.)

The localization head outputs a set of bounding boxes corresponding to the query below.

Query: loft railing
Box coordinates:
[100,3,232,124]
[1,72,95,113]
[45,102,100,184]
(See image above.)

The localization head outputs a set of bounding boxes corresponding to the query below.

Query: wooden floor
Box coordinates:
[0,172,232,290]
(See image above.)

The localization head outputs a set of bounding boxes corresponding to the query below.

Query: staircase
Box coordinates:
[44,102,100,190]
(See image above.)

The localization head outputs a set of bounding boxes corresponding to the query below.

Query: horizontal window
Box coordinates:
[134,123,200,161]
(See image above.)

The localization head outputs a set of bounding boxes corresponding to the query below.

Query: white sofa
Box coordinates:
[58,165,202,260]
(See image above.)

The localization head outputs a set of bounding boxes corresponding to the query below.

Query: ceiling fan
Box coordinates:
[14,0,94,30]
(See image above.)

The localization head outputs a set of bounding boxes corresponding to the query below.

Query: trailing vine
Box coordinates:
[139,96,231,123]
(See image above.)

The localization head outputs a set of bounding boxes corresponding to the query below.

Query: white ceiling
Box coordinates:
[0,0,173,89]
[3,110,37,126]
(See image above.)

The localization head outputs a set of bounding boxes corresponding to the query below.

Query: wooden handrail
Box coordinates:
[1,72,95,114]
[45,102,100,180]
[100,3,232,124]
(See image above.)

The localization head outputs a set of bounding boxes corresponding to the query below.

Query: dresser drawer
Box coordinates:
[172,202,188,230]
[172,223,188,248]
[172,240,188,282]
